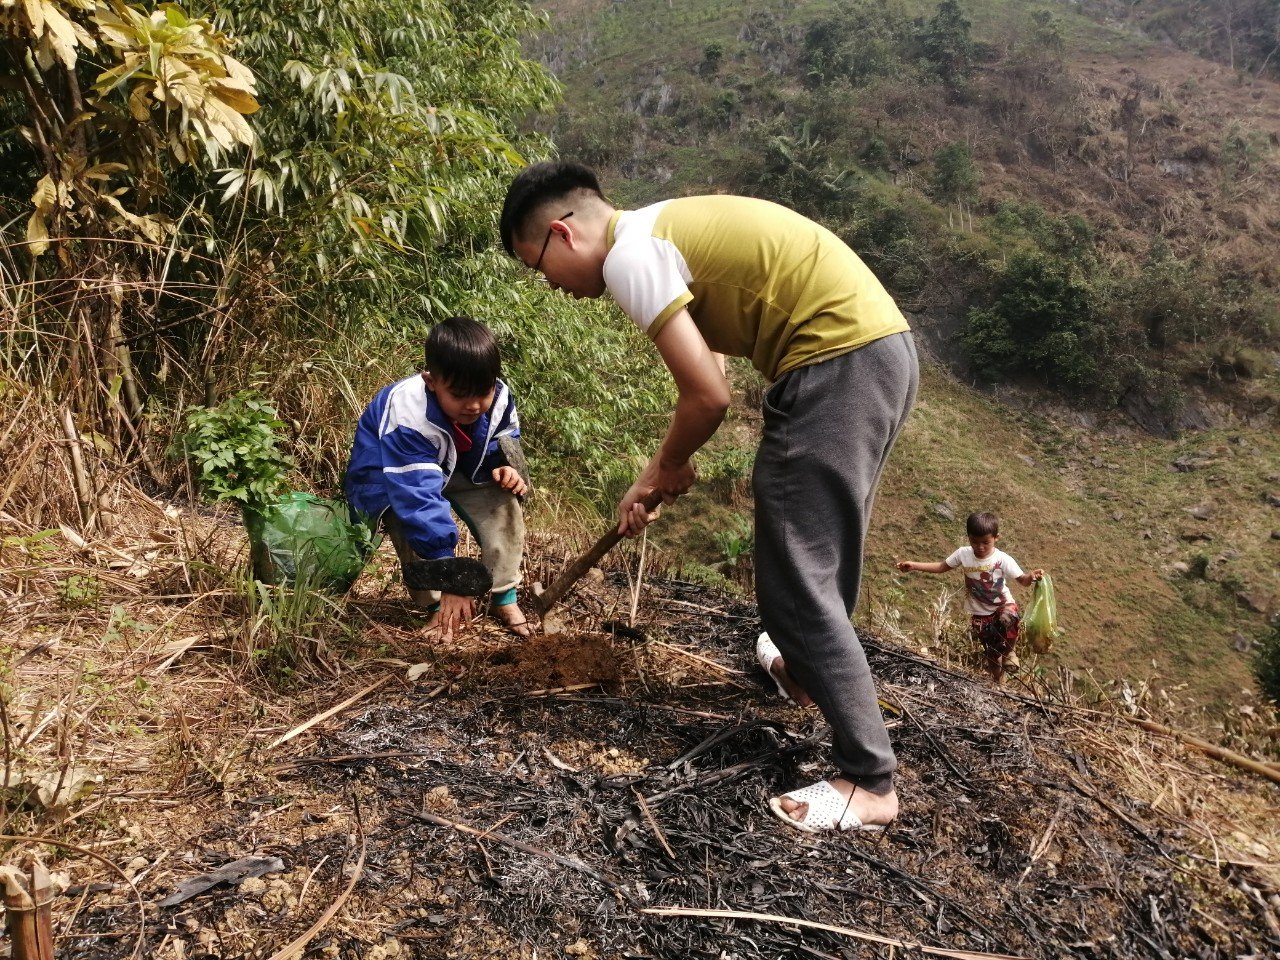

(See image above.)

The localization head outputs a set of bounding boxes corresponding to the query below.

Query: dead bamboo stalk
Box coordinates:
[1,860,54,960]
[1119,714,1280,787]
[262,831,366,960]
[266,676,391,750]
[61,407,94,531]
[0,834,144,959]
[28,861,54,960]
[642,906,1027,960]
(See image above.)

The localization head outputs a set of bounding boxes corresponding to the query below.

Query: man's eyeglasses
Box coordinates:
[533,211,573,272]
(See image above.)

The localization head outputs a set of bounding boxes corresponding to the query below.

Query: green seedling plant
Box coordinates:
[713,515,754,569]
[179,392,294,517]
[180,392,350,674]
[58,574,101,608]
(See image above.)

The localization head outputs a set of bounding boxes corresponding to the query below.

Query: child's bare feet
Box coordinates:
[491,602,534,639]
[982,652,1005,684]
[772,779,898,832]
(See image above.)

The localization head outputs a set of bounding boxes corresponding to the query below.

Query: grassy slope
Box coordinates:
[871,366,1278,711]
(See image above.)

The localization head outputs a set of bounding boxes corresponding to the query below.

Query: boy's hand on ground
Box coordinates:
[492,466,527,497]
[434,593,475,640]
[896,560,914,572]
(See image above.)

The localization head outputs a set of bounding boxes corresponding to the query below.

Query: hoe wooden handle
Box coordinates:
[534,491,665,615]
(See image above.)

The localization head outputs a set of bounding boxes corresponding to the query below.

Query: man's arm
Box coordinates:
[617,309,730,535]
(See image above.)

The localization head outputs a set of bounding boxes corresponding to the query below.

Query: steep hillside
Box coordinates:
[520,0,1280,723]
[531,0,1280,430]
[645,361,1279,735]
[3,515,1278,957]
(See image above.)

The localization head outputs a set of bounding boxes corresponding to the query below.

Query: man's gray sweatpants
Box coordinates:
[752,331,918,794]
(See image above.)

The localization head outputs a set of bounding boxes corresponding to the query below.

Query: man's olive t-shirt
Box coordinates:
[602,195,909,381]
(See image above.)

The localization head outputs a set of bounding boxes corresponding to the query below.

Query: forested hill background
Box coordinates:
[532,0,1279,432]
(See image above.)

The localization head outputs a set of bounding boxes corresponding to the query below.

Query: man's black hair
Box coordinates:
[500,161,604,257]
[966,511,1000,538]
[424,316,501,398]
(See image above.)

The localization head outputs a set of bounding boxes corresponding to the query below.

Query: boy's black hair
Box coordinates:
[966,511,1000,538]
[500,161,605,257]
[424,316,500,398]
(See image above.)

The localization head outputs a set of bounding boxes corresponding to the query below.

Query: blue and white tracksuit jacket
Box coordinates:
[343,374,520,561]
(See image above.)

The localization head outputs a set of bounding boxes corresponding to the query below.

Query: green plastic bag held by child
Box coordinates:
[1023,573,1058,654]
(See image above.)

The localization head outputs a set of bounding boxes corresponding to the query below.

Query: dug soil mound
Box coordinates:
[41,565,1279,959]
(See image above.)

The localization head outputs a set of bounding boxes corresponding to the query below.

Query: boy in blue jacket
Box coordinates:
[345,316,531,639]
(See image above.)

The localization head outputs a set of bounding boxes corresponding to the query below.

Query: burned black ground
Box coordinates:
[51,573,1280,959]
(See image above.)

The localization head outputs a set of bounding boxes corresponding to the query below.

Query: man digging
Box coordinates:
[500,162,918,834]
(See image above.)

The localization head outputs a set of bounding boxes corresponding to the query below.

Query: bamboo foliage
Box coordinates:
[93,3,259,162]
[1,0,565,510]
[203,0,561,329]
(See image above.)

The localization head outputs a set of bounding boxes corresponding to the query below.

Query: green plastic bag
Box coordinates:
[1022,573,1058,654]
[244,492,375,594]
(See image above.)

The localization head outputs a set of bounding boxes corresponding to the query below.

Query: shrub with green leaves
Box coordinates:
[962,250,1112,396]
[801,0,907,88]
[180,392,294,514]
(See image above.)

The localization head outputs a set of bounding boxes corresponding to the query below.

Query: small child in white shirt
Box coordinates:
[897,511,1043,682]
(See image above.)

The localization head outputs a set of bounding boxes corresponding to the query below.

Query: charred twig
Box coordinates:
[632,788,677,861]
[645,729,826,806]
[1067,776,1176,862]
[268,751,444,774]
[665,719,786,770]
[895,697,970,782]
[845,845,997,942]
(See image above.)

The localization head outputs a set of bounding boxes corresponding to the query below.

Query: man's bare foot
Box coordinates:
[756,632,815,707]
[492,602,534,639]
[768,657,815,707]
[775,779,898,830]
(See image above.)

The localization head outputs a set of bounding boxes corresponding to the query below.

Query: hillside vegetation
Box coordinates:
[525,0,1280,712]
[535,0,1280,428]
[645,362,1279,740]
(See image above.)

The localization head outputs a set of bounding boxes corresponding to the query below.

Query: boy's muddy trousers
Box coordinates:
[752,331,918,795]
[385,475,525,609]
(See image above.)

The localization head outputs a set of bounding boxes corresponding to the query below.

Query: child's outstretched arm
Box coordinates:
[1016,568,1045,586]
[897,560,951,574]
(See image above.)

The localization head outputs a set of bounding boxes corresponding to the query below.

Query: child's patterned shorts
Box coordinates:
[971,603,1021,659]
